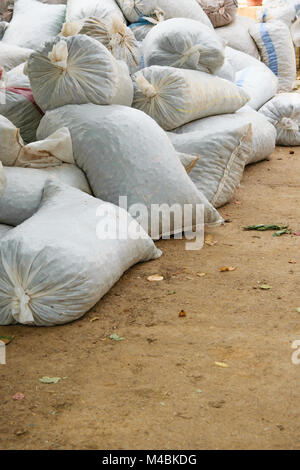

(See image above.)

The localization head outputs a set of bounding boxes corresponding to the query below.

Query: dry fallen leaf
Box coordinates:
[205,234,217,246]
[179,310,187,318]
[215,362,229,368]
[90,317,99,323]
[12,393,24,401]
[259,284,272,290]
[219,266,237,272]
[147,275,164,282]
[0,336,13,345]
[288,260,297,264]
[197,272,207,277]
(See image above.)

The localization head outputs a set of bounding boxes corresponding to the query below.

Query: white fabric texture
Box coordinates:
[0,162,6,199]
[257,4,296,25]
[37,103,223,236]
[2,0,66,50]
[197,0,238,28]
[0,114,23,166]
[26,35,133,113]
[0,165,91,226]
[249,21,296,92]
[0,224,13,240]
[173,111,276,165]
[216,16,260,60]
[61,16,141,74]
[214,60,235,81]
[0,44,34,72]
[168,123,252,208]
[259,93,300,146]
[0,180,161,326]
[235,64,278,110]
[291,17,300,47]
[132,66,249,131]
[66,0,124,22]
[143,18,224,73]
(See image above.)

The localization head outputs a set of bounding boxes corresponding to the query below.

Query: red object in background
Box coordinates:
[244,0,263,5]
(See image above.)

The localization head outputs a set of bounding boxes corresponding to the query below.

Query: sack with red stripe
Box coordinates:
[0,69,43,143]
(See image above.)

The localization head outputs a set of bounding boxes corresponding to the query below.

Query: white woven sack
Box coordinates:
[174,110,276,165]
[259,93,300,146]
[168,123,252,208]
[132,66,249,131]
[249,20,296,92]
[37,103,223,236]
[0,180,161,326]
[2,0,66,50]
[0,165,91,226]
[26,35,133,112]
[66,0,124,22]
[143,18,225,73]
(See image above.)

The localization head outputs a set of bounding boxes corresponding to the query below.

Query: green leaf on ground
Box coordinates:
[39,377,61,384]
[110,334,125,341]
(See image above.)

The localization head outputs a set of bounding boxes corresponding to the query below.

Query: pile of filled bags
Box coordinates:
[0,0,300,327]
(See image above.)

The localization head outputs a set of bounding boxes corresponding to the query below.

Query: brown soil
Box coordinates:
[1,146,300,450]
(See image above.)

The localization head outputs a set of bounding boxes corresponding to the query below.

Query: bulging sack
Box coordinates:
[235,64,278,110]
[0,43,34,72]
[0,165,91,227]
[259,93,300,146]
[0,71,43,144]
[61,16,141,74]
[66,0,124,22]
[117,0,213,28]
[257,4,296,26]
[143,18,225,73]
[132,65,249,131]
[174,110,276,165]
[37,103,223,237]
[0,180,161,326]
[168,123,252,208]
[197,0,238,28]
[2,0,66,50]
[249,21,296,92]
[216,16,260,60]
[26,35,134,113]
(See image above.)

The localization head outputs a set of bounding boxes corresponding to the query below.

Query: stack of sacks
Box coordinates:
[0,179,162,326]
[259,93,300,146]
[37,103,223,237]
[226,47,278,110]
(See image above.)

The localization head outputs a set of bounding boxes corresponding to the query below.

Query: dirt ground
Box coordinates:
[1,146,300,450]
